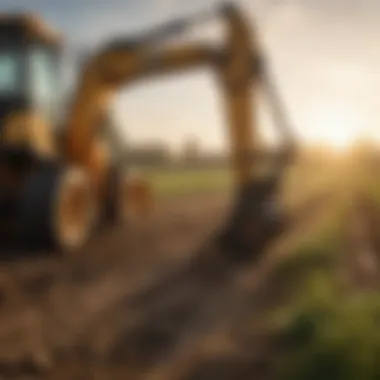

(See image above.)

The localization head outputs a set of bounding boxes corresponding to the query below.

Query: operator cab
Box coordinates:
[0,14,62,129]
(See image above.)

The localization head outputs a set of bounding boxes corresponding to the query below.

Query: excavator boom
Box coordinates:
[65,4,264,196]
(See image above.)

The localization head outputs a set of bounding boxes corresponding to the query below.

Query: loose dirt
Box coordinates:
[0,188,332,380]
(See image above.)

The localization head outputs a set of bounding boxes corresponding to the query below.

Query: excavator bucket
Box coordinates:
[218,146,294,262]
[219,176,287,261]
[219,148,295,261]
[217,44,296,262]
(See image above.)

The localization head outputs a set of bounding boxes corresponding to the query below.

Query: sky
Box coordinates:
[0,0,379,152]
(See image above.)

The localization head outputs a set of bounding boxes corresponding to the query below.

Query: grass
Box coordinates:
[274,272,380,380]
[269,166,380,380]
[141,168,232,198]
[139,158,334,200]
[274,183,350,281]
[362,173,380,208]
[141,155,380,380]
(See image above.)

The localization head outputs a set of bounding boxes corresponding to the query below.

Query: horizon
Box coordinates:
[1,0,378,151]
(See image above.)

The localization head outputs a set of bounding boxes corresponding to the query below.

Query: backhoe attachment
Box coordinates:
[218,56,297,262]
[64,2,296,256]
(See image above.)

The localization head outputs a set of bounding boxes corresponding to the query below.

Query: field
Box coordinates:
[144,168,232,198]
[0,153,378,379]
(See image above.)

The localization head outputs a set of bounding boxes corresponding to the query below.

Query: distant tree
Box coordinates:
[181,136,201,164]
[128,143,172,167]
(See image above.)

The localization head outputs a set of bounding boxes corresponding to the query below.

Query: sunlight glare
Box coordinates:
[314,109,360,150]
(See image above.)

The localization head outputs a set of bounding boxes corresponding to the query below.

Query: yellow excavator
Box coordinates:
[0,4,295,255]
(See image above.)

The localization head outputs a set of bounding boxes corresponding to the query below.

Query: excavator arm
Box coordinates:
[65,4,268,196]
[65,44,219,162]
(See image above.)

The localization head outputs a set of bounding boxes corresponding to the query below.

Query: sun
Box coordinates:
[326,127,353,149]
[314,109,360,150]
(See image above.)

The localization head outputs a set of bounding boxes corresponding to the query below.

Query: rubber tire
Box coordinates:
[19,165,95,253]
[104,165,128,224]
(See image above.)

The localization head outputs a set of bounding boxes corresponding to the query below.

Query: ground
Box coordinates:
[0,159,362,379]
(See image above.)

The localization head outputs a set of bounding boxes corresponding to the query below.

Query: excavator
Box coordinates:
[0,3,295,255]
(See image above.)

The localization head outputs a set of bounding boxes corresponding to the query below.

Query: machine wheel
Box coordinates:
[105,167,154,224]
[19,165,96,252]
[105,166,130,224]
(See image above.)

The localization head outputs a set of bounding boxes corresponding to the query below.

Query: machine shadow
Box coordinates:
[0,235,52,262]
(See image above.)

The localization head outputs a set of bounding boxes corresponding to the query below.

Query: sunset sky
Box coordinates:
[0,0,378,152]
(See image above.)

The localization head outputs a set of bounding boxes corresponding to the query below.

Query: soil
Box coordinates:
[0,189,332,380]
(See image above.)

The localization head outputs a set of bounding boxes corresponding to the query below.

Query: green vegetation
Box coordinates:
[274,186,349,282]
[275,273,380,380]
[271,169,380,380]
[363,175,380,208]
[144,168,232,198]
[135,151,346,200]
[139,152,380,379]
[141,157,335,200]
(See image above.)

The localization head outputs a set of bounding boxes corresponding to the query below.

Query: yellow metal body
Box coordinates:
[0,13,62,45]
[64,5,261,198]
[0,5,267,216]
[1,111,57,158]
[0,5,296,252]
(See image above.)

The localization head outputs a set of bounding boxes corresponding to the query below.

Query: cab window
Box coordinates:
[0,49,23,95]
[29,47,60,123]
